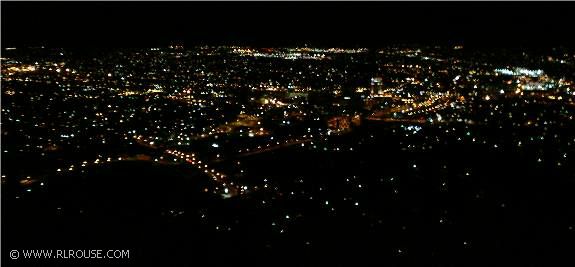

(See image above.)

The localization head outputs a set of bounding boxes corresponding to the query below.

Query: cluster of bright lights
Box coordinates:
[495,68,544,77]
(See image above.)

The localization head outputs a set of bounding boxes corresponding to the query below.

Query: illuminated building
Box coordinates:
[370,77,384,96]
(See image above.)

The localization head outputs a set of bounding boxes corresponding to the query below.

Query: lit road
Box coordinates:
[235,138,313,158]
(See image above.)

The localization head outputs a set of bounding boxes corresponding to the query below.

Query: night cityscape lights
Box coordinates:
[2,2,575,264]
[2,44,574,265]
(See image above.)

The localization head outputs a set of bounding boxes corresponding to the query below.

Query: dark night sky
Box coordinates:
[2,1,574,48]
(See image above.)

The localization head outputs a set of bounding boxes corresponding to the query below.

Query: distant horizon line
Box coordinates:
[4,43,570,50]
